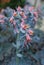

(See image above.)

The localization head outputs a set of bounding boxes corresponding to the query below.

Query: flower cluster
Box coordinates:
[0,5,39,57]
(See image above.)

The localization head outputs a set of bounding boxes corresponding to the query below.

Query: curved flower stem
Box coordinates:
[16,33,20,65]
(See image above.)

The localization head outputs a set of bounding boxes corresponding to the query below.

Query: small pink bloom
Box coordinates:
[33,12,38,22]
[21,22,29,30]
[33,12,38,18]
[21,22,24,26]
[17,6,22,11]
[28,29,34,35]
[13,11,17,16]
[26,34,31,42]
[9,16,14,23]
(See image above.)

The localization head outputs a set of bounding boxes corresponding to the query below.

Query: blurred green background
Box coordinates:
[0,0,25,9]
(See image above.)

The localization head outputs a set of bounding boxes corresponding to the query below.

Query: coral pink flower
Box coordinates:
[28,29,34,35]
[21,22,29,30]
[13,11,17,16]
[17,6,22,11]
[23,24,29,30]
[33,12,38,22]
[9,16,14,23]
[26,34,31,42]
[21,22,25,29]
[33,12,38,18]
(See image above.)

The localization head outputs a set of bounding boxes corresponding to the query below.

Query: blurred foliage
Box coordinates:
[0,0,25,9]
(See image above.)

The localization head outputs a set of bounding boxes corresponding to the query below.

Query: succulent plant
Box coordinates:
[0,4,43,59]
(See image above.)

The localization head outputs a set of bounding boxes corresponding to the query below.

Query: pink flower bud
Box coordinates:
[21,22,29,30]
[17,6,22,11]
[26,34,31,42]
[13,11,17,16]
[9,16,14,23]
[33,12,38,18]
[28,30,34,35]
[21,22,25,27]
